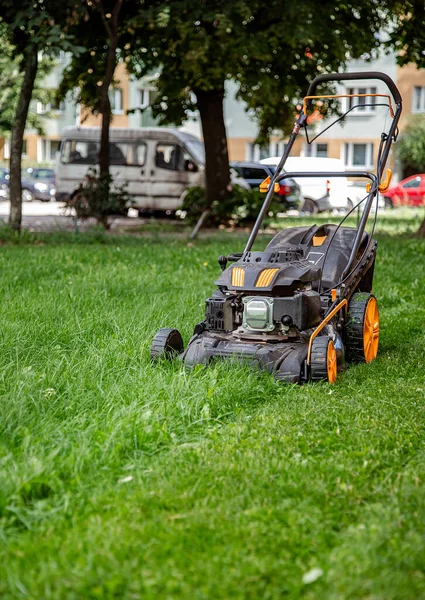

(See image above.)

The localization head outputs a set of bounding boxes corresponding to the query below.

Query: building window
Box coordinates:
[412,86,425,113]
[109,88,123,114]
[305,142,328,158]
[38,139,60,163]
[269,141,287,157]
[246,141,286,162]
[36,101,49,114]
[346,86,377,113]
[3,139,10,160]
[51,98,66,113]
[138,89,150,109]
[344,143,374,168]
[22,140,28,158]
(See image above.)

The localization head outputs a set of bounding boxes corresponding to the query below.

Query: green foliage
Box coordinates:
[64,168,133,229]
[388,0,425,68]
[128,0,399,143]
[0,229,424,597]
[0,29,56,137]
[182,184,282,226]
[397,117,425,172]
[57,2,138,112]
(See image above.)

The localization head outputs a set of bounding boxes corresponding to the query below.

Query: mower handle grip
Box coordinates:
[306,71,402,105]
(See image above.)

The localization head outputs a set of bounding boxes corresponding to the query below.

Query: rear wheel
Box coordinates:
[346,293,379,363]
[383,196,393,210]
[310,336,337,383]
[150,328,184,360]
[301,197,318,214]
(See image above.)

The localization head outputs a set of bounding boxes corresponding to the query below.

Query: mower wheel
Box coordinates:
[150,328,184,361]
[346,293,379,363]
[310,336,337,383]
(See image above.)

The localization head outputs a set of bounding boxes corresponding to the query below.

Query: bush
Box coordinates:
[182,185,282,227]
[64,168,133,229]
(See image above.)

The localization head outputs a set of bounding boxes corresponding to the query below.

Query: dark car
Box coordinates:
[230,161,303,209]
[0,167,55,202]
[25,167,55,184]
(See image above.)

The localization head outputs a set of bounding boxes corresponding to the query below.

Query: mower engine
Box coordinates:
[205,288,321,339]
[204,246,323,340]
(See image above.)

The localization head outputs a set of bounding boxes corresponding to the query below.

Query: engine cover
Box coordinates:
[242,297,275,332]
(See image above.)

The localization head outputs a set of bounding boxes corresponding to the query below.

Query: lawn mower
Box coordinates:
[151,71,402,384]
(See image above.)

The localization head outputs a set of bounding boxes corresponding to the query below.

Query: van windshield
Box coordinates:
[185,140,205,165]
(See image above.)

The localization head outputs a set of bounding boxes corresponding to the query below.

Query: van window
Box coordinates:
[156,144,185,171]
[61,140,147,166]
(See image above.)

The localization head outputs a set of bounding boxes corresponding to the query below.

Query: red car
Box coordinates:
[383,174,425,207]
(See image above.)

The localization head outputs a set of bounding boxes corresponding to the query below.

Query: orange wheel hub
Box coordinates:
[363,297,379,363]
[327,340,337,384]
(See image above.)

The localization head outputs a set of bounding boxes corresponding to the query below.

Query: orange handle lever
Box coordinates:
[365,169,392,194]
[259,176,280,193]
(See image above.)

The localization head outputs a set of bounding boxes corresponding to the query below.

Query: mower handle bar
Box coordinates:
[273,171,377,184]
[244,171,378,278]
[306,71,402,106]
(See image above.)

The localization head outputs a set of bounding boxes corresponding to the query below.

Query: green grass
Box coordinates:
[0,216,425,599]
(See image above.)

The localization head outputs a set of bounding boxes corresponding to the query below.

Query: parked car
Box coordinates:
[25,167,55,185]
[230,161,303,210]
[260,156,349,213]
[382,174,425,208]
[347,181,387,211]
[0,167,55,202]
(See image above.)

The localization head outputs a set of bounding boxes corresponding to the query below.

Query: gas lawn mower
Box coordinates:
[151,71,402,384]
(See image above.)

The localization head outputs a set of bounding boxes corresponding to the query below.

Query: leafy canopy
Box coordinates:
[128,0,399,143]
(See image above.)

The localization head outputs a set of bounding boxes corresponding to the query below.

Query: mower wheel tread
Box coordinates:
[150,328,184,361]
[346,293,378,363]
[310,336,334,382]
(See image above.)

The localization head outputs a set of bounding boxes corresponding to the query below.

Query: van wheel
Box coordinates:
[383,197,393,210]
[301,197,318,214]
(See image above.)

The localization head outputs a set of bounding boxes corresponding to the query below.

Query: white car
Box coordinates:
[347,181,386,211]
[260,156,349,214]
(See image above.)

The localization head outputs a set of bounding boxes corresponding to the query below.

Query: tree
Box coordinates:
[128,0,398,211]
[0,0,84,231]
[0,28,55,138]
[58,0,140,220]
[388,1,425,236]
[398,117,425,176]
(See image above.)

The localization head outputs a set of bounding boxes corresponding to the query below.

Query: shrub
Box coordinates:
[182,185,282,227]
[64,168,133,229]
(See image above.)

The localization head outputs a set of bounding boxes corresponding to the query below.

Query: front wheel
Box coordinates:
[383,196,393,210]
[150,328,184,361]
[22,188,34,202]
[310,336,337,384]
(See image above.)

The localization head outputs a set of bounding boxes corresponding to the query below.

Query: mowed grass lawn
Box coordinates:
[0,219,425,599]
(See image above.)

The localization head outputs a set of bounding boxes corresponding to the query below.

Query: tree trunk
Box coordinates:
[195,87,231,208]
[418,218,425,237]
[98,41,116,179]
[9,48,38,232]
[95,0,122,229]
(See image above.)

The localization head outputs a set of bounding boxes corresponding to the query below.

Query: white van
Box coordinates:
[260,156,349,213]
[56,127,246,211]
